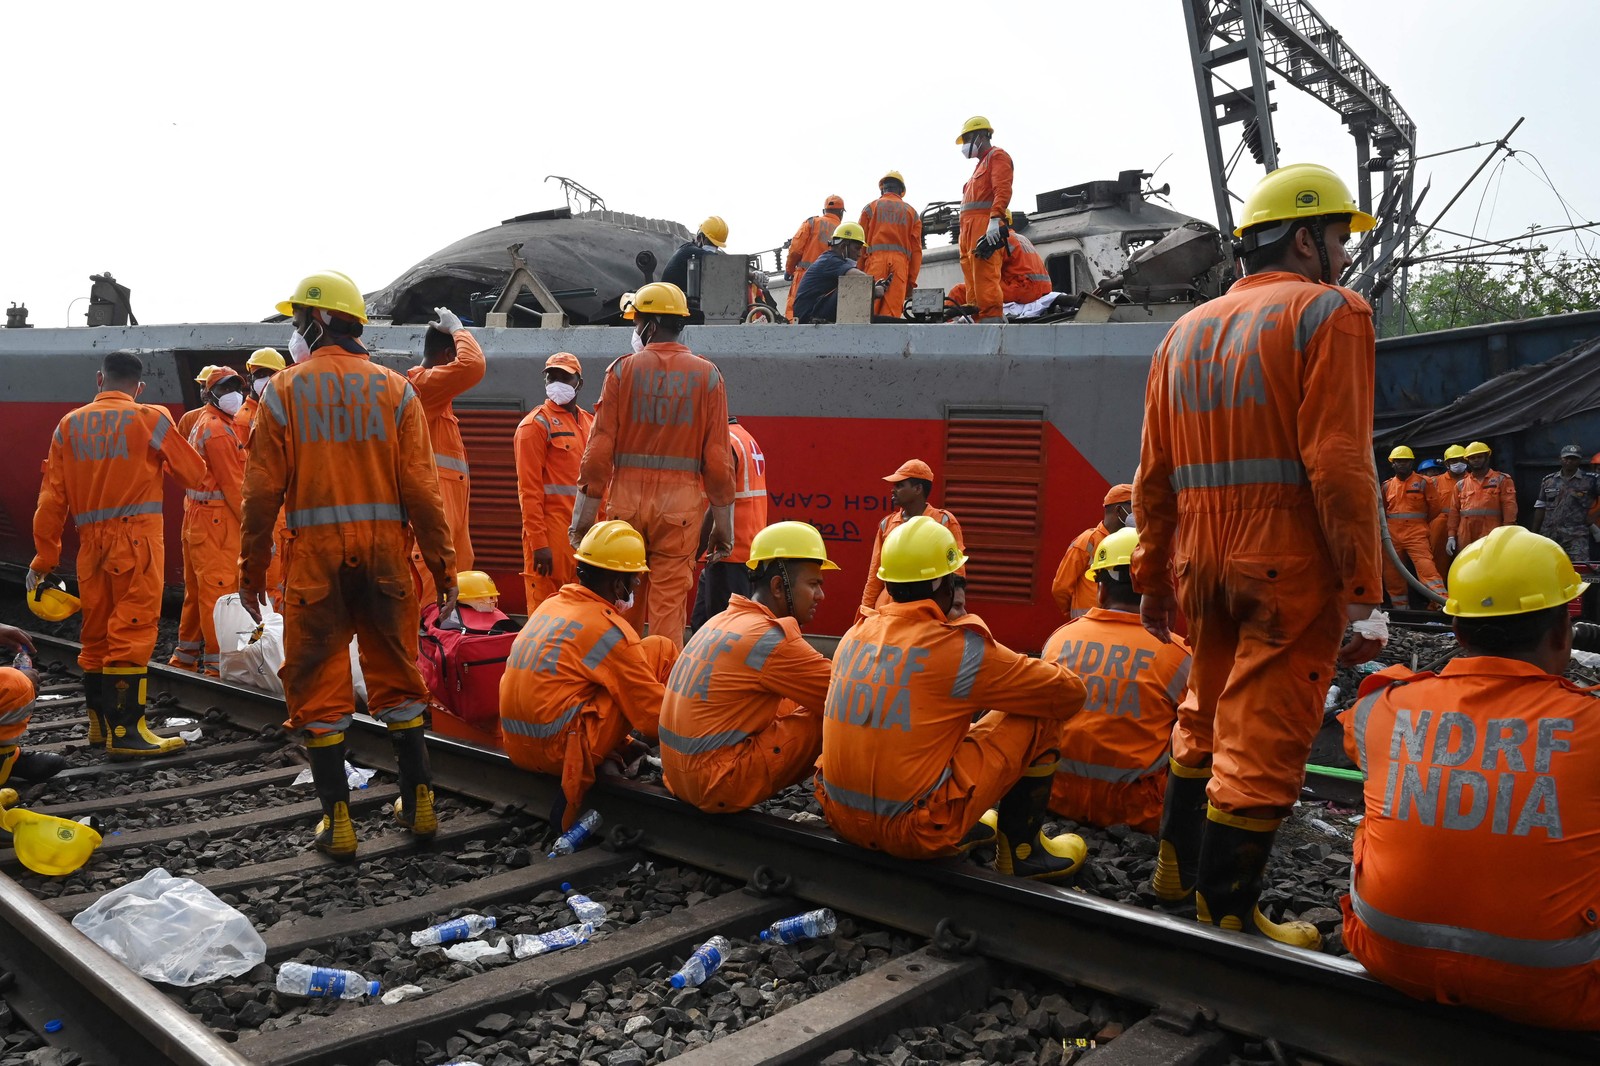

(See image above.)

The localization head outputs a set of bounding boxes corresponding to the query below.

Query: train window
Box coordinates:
[942,406,1046,604]
[1044,252,1091,296]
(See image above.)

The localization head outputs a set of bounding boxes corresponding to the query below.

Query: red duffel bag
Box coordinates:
[418,603,521,731]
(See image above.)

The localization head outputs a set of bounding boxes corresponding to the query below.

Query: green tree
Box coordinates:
[1380,239,1600,337]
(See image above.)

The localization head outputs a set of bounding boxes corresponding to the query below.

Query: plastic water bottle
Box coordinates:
[511,922,593,959]
[410,913,497,947]
[11,650,32,671]
[669,935,731,989]
[275,962,379,1000]
[562,883,608,925]
[760,908,837,944]
[1323,685,1342,713]
[547,810,602,858]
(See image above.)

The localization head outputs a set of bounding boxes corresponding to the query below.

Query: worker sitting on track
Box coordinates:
[816,516,1089,879]
[185,367,250,676]
[0,625,65,786]
[499,521,677,829]
[1381,445,1446,609]
[661,521,837,813]
[859,460,965,621]
[791,223,888,324]
[1340,526,1600,1030]
[1042,527,1191,835]
[1050,484,1132,619]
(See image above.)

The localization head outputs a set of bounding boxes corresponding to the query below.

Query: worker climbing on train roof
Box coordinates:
[662,216,730,325]
[516,352,595,613]
[784,196,845,322]
[1447,440,1516,557]
[184,366,249,676]
[1340,526,1600,1030]
[1042,526,1192,834]
[574,282,735,649]
[955,115,1015,323]
[241,271,457,861]
[168,363,224,672]
[1531,444,1600,564]
[947,212,1056,318]
[0,625,65,787]
[1382,445,1446,610]
[817,515,1089,878]
[30,350,208,759]
[1133,162,1386,950]
[1427,443,1468,576]
[858,459,965,620]
[1050,484,1133,619]
[662,520,837,813]
[691,416,768,632]
[499,520,677,828]
[407,305,486,609]
[858,171,923,320]
[791,223,888,324]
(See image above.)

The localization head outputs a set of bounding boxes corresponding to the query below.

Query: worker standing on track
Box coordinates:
[1043,527,1191,834]
[858,172,922,320]
[947,216,1052,312]
[239,348,290,608]
[407,306,485,608]
[662,217,729,324]
[168,365,222,672]
[784,197,844,322]
[1133,164,1387,949]
[185,367,250,676]
[691,416,768,631]
[1531,444,1600,563]
[817,516,1089,878]
[574,282,735,648]
[859,459,964,619]
[1050,484,1132,618]
[515,352,594,612]
[1447,441,1517,557]
[240,272,457,861]
[1340,527,1600,1030]
[30,351,208,758]
[1428,444,1467,576]
[662,521,836,813]
[955,116,1014,323]
[0,625,65,786]
[791,223,887,324]
[1381,445,1446,609]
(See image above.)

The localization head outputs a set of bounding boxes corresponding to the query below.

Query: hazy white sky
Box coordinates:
[3,0,1594,326]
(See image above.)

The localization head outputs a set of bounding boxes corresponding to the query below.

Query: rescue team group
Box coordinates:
[4,155,1594,1031]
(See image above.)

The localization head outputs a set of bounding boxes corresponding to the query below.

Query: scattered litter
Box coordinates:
[512,923,592,959]
[35,694,68,702]
[670,935,732,988]
[72,868,266,985]
[411,914,496,947]
[162,717,199,728]
[276,962,379,999]
[177,728,202,743]
[1571,649,1600,669]
[547,809,602,857]
[1306,817,1346,838]
[626,861,655,878]
[443,938,509,963]
[292,761,375,790]
[380,984,427,1005]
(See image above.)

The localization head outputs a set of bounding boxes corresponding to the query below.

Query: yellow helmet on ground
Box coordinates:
[1443,444,1466,461]
[193,364,220,385]
[456,571,499,601]
[1086,526,1139,578]
[1388,445,1415,461]
[625,283,691,319]
[747,522,840,571]
[878,515,967,583]
[1463,441,1491,458]
[956,116,993,143]
[26,584,80,623]
[1445,526,1583,618]
[699,216,729,248]
[275,271,368,323]
[575,520,650,573]
[1233,163,1378,238]
[247,347,286,372]
[832,222,867,245]
[0,791,102,877]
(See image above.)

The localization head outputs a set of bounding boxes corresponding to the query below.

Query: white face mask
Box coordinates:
[288,329,312,363]
[461,598,497,613]
[545,382,577,405]
[1448,461,1468,475]
[616,589,635,612]
[217,392,244,416]
[629,328,646,354]
[961,141,980,159]
[252,377,270,397]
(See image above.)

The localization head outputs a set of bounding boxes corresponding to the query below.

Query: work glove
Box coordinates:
[1446,536,1457,555]
[984,217,1003,245]
[569,493,602,549]
[23,570,46,594]
[430,306,463,334]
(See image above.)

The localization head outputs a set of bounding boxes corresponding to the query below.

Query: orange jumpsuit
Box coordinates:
[958,146,1015,322]
[498,583,676,827]
[1340,660,1600,1029]
[1448,468,1517,550]
[184,406,247,675]
[0,669,34,752]
[1383,472,1446,605]
[169,406,210,670]
[660,594,830,812]
[1042,608,1191,833]
[33,390,208,672]
[1050,522,1111,618]
[407,330,485,607]
[947,232,1052,308]
[1426,471,1461,579]
[727,422,768,565]
[515,400,595,611]
[817,600,1085,858]
[784,214,841,320]
[239,338,455,736]
[857,193,923,319]
[1132,271,1382,814]
[859,506,965,614]
[579,342,735,648]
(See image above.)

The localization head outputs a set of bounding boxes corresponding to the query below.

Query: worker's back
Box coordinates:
[581,343,733,495]
[44,392,193,523]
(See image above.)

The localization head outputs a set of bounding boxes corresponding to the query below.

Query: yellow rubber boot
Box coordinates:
[306,732,357,861]
[994,753,1087,882]
[104,668,185,759]
[82,671,105,746]
[1194,805,1321,950]
[956,808,998,853]
[388,719,438,840]
[1151,758,1211,902]
[314,802,357,861]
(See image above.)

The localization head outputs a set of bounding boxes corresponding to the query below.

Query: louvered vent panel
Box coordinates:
[943,409,1046,603]
[458,407,529,571]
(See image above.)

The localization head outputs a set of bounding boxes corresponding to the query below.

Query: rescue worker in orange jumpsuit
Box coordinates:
[662,521,836,812]
[168,364,223,672]
[0,626,65,786]
[574,283,735,648]
[1133,164,1387,949]
[859,459,965,617]
[1381,445,1446,609]
[31,350,208,758]
[515,352,594,612]
[499,521,677,828]
[784,197,844,321]
[946,221,1052,311]
[1050,484,1133,618]
[818,516,1089,878]
[858,172,922,320]
[408,306,485,608]
[955,116,1014,323]
[1446,440,1517,556]
[240,272,457,861]
[1043,527,1192,834]
[1340,527,1600,1030]
[185,367,250,676]
[1427,444,1467,576]
[691,417,768,631]
[239,348,290,609]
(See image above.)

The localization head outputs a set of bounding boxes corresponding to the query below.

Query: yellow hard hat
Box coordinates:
[275,271,368,323]
[619,291,637,321]
[624,282,691,319]
[247,347,286,372]
[26,584,80,623]
[1445,526,1583,618]
[832,222,867,245]
[880,170,905,187]
[699,216,729,249]
[193,364,220,385]
[747,521,840,571]
[1233,163,1378,238]
[0,791,101,877]
[456,570,499,601]
[1086,526,1139,578]
[1464,441,1491,458]
[1443,444,1466,461]
[575,520,650,573]
[878,515,968,583]
[955,115,993,143]
[1388,445,1415,461]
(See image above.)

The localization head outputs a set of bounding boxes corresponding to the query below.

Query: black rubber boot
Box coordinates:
[956,808,998,853]
[388,721,437,840]
[994,753,1086,881]
[104,669,184,760]
[306,734,356,861]
[1150,758,1211,902]
[0,748,67,785]
[82,671,105,747]
[1194,806,1320,949]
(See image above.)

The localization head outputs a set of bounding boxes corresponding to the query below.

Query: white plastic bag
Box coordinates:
[71,867,266,986]
[215,593,285,696]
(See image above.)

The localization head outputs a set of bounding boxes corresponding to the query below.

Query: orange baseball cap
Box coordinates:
[884,459,935,483]
[544,352,581,374]
[203,366,243,390]
[1103,483,1133,506]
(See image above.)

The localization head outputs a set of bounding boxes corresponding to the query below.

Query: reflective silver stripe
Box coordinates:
[1349,883,1600,969]
[286,503,407,529]
[1026,273,1051,282]
[0,703,34,727]
[174,640,203,653]
[1387,512,1428,520]
[1349,689,1383,774]
[434,454,470,475]
[373,698,429,725]
[582,627,624,670]
[52,427,63,448]
[186,490,225,502]
[396,382,417,425]
[149,415,171,450]
[1056,749,1169,784]
[543,484,580,496]
[797,260,816,270]
[263,382,288,425]
[1294,289,1349,354]
[1068,607,1090,619]
[74,501,162,525]
[1170,458,1307,491]
[1460,508,1500,516]
[950,630,986,699]
[734,489,765,499]
[306,714,354,735]
[659,726,751,755]
[1165,658,1192,705]
[819,765,953,818]
[617,453,700,472]
[502,702,582,739]
[960,200,992,212]
[744,628,784,670]
[866,244,912,256]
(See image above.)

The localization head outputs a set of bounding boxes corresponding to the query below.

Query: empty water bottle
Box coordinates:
[1323,685,1342,714]
[548,810,602,857]
[275,962,379,1000]
[512,922,593,959]
[410,913,497,947]
[562,883,608,925]
[760,908,837,944]
[11,650,31,671]
[669,935,731,989]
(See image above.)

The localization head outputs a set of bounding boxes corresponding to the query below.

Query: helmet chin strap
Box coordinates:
[1309,218,1333,283]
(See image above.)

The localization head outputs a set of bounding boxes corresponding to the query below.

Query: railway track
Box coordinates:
[0,631,1594,1066]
